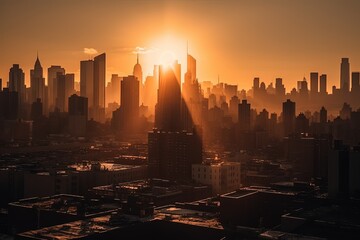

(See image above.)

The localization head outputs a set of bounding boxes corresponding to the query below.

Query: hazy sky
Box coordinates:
[1,0,360,91]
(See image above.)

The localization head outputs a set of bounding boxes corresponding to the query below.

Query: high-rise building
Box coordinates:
[0,88,18,120]
[155,61,181,131]
[351,72,360,93]
[9,64,25,104]
[340,58,350,92]
[47,65,65,111]
[319,74,327,94]
[55,73,66,112]
[0,78,2,91]
[320,106,327,124]
[64,73,75,112]
[121,75,139,132]
[229,96,240,122]
[133,54,143,104]
[93,53,106,122]
[80,53,106,122]
[310,72,318,95]
[283,99,295,136]
[275,78,285,97]
[30,98,43,120]
[238,99,251,131]
[68,94,88,137]
[80,60,94,108]
[30,55,45,105]
[148,129,202,181]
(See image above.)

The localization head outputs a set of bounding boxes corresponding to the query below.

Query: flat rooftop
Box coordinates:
[10,194,119,216]
[154,205,223,229]
[17,214,118,239]
[221,189,258,198]
[68,162,144,171]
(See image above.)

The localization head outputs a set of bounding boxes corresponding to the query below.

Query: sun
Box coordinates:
[160,50,176,67]
[149,34,187,66]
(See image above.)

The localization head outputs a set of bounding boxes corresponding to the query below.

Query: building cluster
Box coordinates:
[1,51,360,239]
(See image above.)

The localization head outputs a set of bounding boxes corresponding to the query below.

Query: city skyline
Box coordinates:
[2,0,360,91]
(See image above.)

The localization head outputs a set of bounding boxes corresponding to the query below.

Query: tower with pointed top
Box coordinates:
[133,53,143,104]
[30,54,45,107]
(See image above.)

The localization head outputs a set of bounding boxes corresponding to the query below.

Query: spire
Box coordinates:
[187,40,188,55]
[137,53,139,64]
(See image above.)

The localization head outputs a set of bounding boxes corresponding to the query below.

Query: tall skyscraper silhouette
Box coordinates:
[283,99,296,136]
[320,106,327,124]
[48,65,65,112]
[310,72,318,95]
[133,54,143,104]
[30,55,45,106]
[320,74,327,94]
[9,64,25,100]
[182,52,202,131]
[93,53,106,122]
[340,58,350,92]
[351,72,359,93]
[155,61,181,131]
[68,94,88,137]
[80,60,94,110]
[121,75,139,132]
[80,53,106,122]
[238,100,251,132]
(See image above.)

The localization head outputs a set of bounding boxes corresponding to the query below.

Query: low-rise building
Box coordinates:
[192,162,241,194]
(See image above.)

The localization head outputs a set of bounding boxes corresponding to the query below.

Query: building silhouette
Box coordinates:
[148,129,202,181]
[155,61,181,132]
[320,74,327,94]
[340,58,350,92]
[47,65,65,112]
[9,64,26,117]
[310,72,318,95]
[283,99,296,136]
[80,53,106,122]
[30,55,45,107]
[351,72,359,93]
[68,94,88,137]
[133,54,143,104]
[238,100,251,132]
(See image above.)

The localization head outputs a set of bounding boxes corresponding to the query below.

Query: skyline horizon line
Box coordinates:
[1,51,358,94]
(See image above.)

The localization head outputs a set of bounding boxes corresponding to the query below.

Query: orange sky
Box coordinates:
[1,0,360,92]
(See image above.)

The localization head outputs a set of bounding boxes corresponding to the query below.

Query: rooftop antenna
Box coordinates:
[137,52,139,64]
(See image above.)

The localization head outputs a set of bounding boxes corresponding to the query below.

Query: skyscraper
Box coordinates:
[148,130,202,181]
[80,53,106,122]
[30,55,45,105]
[133,54,143,104]
[56,73,66,112]
[93,53,106,122]
[64,73,75,112]
[320,106,327,124]
[340,58,350,92]
[120,75,139,132]
[9,64,25,102]
[238,100,251,132]
[48,65,65,112]
[351,72,359,93]
[320,74,327,94]
[283,99,296,136]
[80,60,94,109]
[275,78,285,97]
[310,72,318,95]
[155,61,181,132]
[68,94,88,137]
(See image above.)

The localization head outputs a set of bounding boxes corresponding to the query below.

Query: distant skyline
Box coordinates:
[1,0,360,91]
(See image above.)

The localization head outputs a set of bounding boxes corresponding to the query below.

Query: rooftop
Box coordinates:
[154,205,223,229]
[10,194,119,216]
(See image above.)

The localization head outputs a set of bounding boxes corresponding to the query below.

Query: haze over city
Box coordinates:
[2,0,360,91]
[1,1,360,240]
